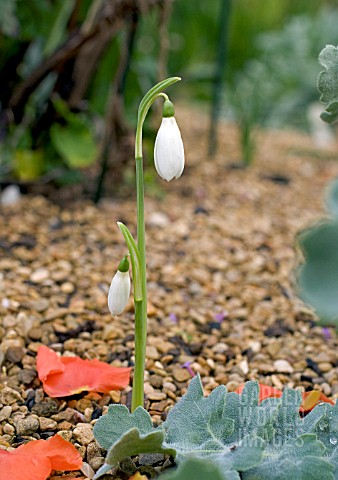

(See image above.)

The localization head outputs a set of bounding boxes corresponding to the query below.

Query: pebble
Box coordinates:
[0,406,12,422]
[149,375,163,388]
[61,282,75,294]
[51,408,76,422]
[172,367,192,383]
[30,268,50,284]
[3,423,15,435]
[149,400,167,412]
[318,362,332,373]
[5,347,25,364]
[274,359,294,374]
[162,382,177,392]
[147,391,167,401]
[32,400,59,417]
[0,387,23,405]
[39,417,57,431]
[73,424,94,445]
[57,430,73,442]
[13,416,39,435]
[57,421,73,431]
[146,346,160,360]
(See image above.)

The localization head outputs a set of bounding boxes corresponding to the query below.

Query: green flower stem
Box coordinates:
[131,77,180,412]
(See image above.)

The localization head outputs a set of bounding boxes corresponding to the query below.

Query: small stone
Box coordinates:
[274,359,294,374]
[148,391,167,401]
[149,400,167,412]
[87,441,103,461]
[3,423,15,435]
[32,400,58,417]
[61,282,75,294]
[80,462,95,479]
[146,346,159,360]
[163,382,176,392]
[212,343,228,354]
[226,381,239,392]
[13,415,39,436]
[89,456,105,471]
[267,342,281,358]
[172,367,192,383]
[147,212,170,228]
[57,421,73,431]
[18,369,37,385]
[149,375,163,388]
[239,359,249,375]
[51,408,76,422]
[109,391,121,403]
[30,268,49,284]
[73,424,94,445]
[31,299,49,312]
[76,398,92,413]
[39,417,57,431]
[318,362,332,373]
[28,328,42,340]
[0,387,23,405]
[0,406,12,422]
[57,430,73,442]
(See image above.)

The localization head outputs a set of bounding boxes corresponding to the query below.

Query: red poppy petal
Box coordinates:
[235,383,282,402]
[37,346,130,397]
[0,450,51,480]
[11,435,82,471]
[37,345,65,382]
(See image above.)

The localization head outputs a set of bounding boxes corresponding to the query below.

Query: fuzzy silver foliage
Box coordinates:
[93,375,338,479]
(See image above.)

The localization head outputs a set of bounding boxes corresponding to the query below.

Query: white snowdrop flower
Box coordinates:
[154,100,184,181]
[108,256,131,315]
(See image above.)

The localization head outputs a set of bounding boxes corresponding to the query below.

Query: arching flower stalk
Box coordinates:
[109,78,184,411]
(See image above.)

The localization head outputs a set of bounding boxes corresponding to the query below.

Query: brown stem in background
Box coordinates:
[94,6,139,202]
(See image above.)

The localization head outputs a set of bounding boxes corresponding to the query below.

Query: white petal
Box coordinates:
[154,117,185,181]
[107,270,131,315]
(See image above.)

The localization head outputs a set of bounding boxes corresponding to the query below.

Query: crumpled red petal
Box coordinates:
[235,383,282,401]
[37,345,131,397]
[0,434,82,480]
[235,383,335,412]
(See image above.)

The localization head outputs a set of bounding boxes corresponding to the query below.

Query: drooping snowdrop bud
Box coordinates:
[108,256,131,315]
[154,99,185,181]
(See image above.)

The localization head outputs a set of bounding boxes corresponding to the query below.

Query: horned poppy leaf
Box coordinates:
[0,434,82,480]
[37,345,131,397]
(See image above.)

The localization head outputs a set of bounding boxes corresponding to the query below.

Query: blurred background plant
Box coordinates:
[0,0,338,198]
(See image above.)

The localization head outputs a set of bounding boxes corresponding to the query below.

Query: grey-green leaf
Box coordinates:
[318,45,338,125]
[93,405,154,450]
[93,405,176,479]
[326,178,338,218]
[161,457,240,480]
[162,376,265,471]
[296,221,338,326]
[243,435,334,480]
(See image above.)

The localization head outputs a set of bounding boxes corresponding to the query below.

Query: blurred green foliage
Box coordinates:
[297,178,338,327]
[0,0,337,185]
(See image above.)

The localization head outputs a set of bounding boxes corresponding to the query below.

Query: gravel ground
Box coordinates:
[1,107,338,478]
